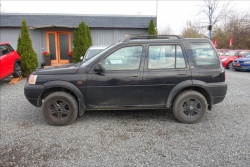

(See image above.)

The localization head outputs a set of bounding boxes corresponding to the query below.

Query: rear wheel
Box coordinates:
[42,92,78,126]
[13,63,22,78]
[173,90,207,124]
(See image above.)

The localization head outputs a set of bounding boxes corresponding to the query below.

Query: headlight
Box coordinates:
[28,75,37,85]
[221,58,227,62]
[244,61,250,64]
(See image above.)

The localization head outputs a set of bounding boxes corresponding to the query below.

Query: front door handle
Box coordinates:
[131,75,139,78]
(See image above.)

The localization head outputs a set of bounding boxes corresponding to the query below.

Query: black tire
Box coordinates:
[227,61,233,69]
[42,92,78,126]
[13,63,22,78]
[173,90,207,124]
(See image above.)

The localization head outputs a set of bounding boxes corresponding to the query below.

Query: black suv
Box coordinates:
[24,35,227,126]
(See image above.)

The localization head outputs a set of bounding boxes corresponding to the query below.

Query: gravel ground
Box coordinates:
[0,70,249,167]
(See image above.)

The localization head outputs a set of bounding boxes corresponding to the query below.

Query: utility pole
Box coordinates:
[208,1,214,39]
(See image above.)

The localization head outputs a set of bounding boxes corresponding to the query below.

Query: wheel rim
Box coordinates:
[49,100,70,119]
[181,98,202,118]
[16,64,21,76]
[228,62,233,69]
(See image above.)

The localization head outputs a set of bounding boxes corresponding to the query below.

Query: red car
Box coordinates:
[0,42,22,80]
[219,50,243,69]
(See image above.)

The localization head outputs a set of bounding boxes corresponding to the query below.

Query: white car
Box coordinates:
[83,46,107,61]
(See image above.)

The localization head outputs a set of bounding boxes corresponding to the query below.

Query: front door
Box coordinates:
[86,45,144,109]
[46,31,71,65]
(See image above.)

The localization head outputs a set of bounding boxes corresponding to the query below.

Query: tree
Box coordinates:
[86,25,92,47]
[198,0,231,39]
[181,21,203,38]
[72,21,92,62]
[17,18,38,76]
[147,19,157,35]
[16,35,21,54]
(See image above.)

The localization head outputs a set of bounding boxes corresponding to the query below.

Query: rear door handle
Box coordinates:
[178,73,187,76]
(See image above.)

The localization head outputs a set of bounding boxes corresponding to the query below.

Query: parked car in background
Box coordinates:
[232,54,250,71]
[0,42,22,80]
[82,46,107,61]
[217,49,230,56]
[220,50,242,69]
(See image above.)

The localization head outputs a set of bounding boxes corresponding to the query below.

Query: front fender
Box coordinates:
[43,81,86,116]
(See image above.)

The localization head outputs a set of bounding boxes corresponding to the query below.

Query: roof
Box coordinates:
[0,13,157,29]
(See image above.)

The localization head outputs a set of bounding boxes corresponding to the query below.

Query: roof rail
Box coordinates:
[124,35,184,42]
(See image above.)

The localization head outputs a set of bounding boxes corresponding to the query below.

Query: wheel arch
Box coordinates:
[166,80,212,110]
[39,81,86,116]
[13,59,21,70]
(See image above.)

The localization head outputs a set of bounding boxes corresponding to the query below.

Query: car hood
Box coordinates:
[33,64,80,75]
[234,57,250,61]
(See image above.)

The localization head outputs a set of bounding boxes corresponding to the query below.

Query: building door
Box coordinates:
[46,31,71,64]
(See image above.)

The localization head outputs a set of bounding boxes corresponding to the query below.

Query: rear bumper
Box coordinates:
[204,82,228,106]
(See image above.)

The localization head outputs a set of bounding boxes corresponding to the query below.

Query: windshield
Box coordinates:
[239,51,250,57]
[81,44,116,66]
[225,50,240,56]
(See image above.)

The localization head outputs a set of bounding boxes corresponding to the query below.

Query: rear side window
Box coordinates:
[148,45,186,69]
[190,43,220,68]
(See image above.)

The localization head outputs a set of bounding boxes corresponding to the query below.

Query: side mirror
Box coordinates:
[238,54,243,58]
[80,56,83,61]
[94,63,105,73]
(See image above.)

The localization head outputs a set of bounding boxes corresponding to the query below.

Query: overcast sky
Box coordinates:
[1,0,249,34]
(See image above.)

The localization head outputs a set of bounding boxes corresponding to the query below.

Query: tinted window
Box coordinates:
[103,46,142,71]
[239,51,250,57]
[0,45,9,56]
[6,45,14,52]
[190,43,220,68]
[148,45,186,69]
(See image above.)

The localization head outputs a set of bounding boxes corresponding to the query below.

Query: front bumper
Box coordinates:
[232,63,250,71]
[24,82,45,107]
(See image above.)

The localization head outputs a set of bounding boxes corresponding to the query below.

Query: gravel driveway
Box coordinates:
[0,70,249,166]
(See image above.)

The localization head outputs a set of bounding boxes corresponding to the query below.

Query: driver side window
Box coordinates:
[103,46,142,71]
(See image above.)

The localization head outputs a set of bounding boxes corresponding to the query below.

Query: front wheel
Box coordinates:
[173,90,207,124]
[13,63,22,78]
[227,61,233,69]
[42,92,78,126]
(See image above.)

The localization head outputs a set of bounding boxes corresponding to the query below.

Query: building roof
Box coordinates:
[0,13,157,29]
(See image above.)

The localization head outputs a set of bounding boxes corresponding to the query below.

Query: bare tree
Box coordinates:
[181,21,203,38]
[198,0,231,39]
[158,25,174,35]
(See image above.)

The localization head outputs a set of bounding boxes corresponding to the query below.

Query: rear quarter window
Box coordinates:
[190,43,220,68]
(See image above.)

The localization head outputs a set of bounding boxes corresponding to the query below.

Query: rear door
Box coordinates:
[142,43,191,107]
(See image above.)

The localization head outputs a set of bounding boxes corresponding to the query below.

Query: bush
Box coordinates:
[72,21,92,63]
[17,18,38,76]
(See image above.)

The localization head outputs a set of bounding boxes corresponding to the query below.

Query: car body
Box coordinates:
[232,54,250,71]
[217,49,230,56]
[82,45,107,61]
[0,42,22,80]
[24,35,227,126]
[220,50,243,69]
